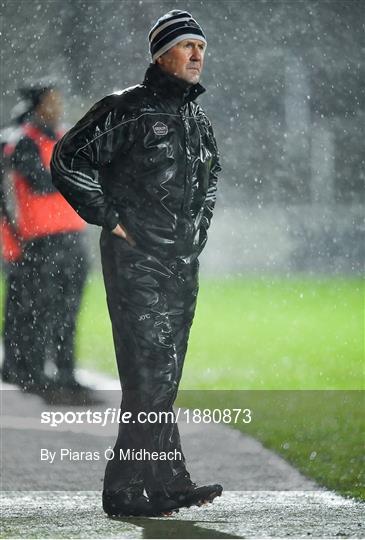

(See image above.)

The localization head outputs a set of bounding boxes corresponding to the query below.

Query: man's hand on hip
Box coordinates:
[111,224,136,247]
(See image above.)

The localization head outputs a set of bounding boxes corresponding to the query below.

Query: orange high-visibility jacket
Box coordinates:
[1,123,86,262]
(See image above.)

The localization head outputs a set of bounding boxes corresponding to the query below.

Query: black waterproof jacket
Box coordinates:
[51,63,221,262]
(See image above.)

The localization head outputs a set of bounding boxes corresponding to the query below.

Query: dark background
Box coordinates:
[1,0,364,273]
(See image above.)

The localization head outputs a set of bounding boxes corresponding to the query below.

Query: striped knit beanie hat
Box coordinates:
[149,10,207,63]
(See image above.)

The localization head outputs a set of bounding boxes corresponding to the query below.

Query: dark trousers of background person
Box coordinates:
[3,232,89,387]
[100,228,199,499]
[2,261,27,384]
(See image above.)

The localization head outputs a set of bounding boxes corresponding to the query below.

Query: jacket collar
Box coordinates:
[143,63,206,106]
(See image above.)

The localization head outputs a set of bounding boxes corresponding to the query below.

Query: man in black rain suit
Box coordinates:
[51,10,222,517]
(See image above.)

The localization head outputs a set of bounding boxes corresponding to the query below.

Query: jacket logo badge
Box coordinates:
[152,122,168,136]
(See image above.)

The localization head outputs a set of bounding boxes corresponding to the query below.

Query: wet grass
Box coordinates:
[176,389,365,501]
[76,274,363,390]
[1,273,364,500]
[73,274,364,500]
[76,274,364,501]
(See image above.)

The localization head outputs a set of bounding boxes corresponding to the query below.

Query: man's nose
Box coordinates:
[190,47,202,61]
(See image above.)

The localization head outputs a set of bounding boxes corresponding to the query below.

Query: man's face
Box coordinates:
[156,39,206,84]
[36,89,63,128]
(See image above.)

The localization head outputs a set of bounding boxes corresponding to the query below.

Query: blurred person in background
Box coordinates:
[0,100,31,387]
[51,10,222,517]
[1,81,97,405]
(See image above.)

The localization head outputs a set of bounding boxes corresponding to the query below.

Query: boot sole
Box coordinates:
[183,487,223,509]
[106,507,179,518]
[154,485,223,512]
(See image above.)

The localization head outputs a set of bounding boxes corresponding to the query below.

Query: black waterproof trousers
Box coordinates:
[2,261,27,383]
[2,232,88,385]
[100,228,199,498]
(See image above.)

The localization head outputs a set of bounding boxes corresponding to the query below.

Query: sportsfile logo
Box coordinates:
[40,408,252,427]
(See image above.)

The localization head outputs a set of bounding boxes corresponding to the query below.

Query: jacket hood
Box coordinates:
[143,63,206,105]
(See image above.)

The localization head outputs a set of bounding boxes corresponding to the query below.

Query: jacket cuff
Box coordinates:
[103,205,120,231]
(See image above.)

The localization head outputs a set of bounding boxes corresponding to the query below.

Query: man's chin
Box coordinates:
[184,71,201,84]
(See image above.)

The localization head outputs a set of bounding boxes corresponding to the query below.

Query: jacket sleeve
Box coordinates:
[199,122,222,252]
[51,95,134,230]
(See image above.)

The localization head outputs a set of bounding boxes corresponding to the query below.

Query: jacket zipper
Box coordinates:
[179,105,191,213]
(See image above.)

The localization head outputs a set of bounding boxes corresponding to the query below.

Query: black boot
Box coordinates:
[20,373,56,395]
[1,367,28,387]
[102,490,178,517]
[43,377,104,406]
[151,482,223,512]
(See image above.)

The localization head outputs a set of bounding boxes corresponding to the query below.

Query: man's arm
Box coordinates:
[199,122,222,252]
[13,137,55,193]
[51,95,135,231]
